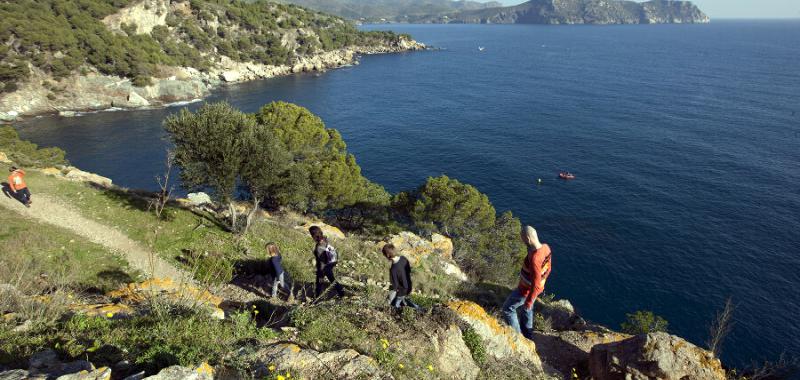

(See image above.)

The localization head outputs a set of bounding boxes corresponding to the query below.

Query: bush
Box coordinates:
[621,310,669,334]
[461,326,487,365]
[0,126,68,167]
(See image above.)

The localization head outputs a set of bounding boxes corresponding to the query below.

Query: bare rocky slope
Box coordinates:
[0,0,424,121]
[420,0,710,24]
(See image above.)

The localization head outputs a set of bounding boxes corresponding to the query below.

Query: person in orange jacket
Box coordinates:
[7,166,31,207]
[502,225,552,338]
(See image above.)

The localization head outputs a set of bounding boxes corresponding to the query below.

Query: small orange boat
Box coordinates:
[559,172,576,180]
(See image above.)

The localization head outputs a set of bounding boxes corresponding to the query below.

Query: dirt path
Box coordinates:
[0,191,194,284]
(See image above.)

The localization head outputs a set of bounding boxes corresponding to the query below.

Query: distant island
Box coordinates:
[282,0,710,25]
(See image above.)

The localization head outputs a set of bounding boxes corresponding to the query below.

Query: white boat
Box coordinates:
[478,46,485,51]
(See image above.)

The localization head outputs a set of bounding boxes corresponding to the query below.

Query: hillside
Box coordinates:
[0,104,733,379]
[0,0,424,120]
[420,0,710,24]
[277,0,503,23]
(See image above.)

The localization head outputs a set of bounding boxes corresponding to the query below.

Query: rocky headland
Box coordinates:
[0,0,425,122]
[420,0,710,24]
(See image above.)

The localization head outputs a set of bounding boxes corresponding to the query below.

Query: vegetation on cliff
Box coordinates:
[0,0,409,93]
[278,0,503,23]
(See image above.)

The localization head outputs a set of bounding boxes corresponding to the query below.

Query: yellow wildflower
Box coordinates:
[276,376,285,380]
[398,363,405,369]
[106,312,114,318]
[380,338,389,349]
[427,364,434,372]
[268,365,276,372]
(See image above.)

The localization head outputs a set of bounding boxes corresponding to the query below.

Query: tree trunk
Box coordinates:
[243,196,260,235]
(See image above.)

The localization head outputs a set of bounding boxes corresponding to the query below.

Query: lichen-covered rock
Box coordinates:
[430,233,454,259]
[186,192,212,206]
[247,343,392,380]
[27,349,94,379]
[376,231,455,266]
[447,301,544,370]
[440,261,468,281]
[431,325,480,380]
[589,332,726,380]
[63,167,113,187]
[0,370,29,380]
[139,363,213,380]
[108,279,224,319]
[70,303,134,319]
[56,367,112,380]
[295,221,346,240]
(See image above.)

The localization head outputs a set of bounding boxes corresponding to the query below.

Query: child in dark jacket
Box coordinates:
[382,244,420,310]
[266,242,290,299]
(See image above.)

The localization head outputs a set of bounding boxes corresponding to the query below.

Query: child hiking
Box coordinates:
[382,244,420,310]
[309,226,345,298]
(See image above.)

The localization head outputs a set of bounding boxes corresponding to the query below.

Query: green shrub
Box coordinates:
[0,126,68,167]
[461,326,487,365]
[621,310,669,335]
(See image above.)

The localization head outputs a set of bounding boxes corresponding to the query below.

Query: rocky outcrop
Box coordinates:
[41,166,113,187]
[448,300,545,372]
[139,363,214,380]
[375,231,454,265]
[107,278,225,319]
[241,343,391,380]
[425,0,709,25]
[430,325,481,380]
[589,332,726,380]
[295,221,346,240]
[0,40,423,119]
[102,0,170,35]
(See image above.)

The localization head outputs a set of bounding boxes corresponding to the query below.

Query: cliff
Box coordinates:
[0,0,424,121]
[279,0,504,23]
[421,0,710,24]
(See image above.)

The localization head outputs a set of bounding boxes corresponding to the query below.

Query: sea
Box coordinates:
[15,21,800,367]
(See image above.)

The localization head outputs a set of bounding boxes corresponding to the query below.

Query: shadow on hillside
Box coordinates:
[1,182,28,206]
[89,183,229,231]
[454,282,512,312]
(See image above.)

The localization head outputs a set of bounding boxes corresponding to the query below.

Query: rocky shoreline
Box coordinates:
[0,39,425,123]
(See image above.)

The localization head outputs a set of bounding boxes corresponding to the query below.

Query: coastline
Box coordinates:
[0,40,425,123]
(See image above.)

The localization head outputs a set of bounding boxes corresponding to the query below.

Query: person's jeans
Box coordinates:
[17,188,31,204]
[388,291,420,310]
[315,263,344,297]
[271,272,287,298]
[502,288,534,338]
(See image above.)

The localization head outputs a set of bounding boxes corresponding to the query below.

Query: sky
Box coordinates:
[495,0,800,19]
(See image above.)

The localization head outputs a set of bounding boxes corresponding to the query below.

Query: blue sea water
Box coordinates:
[16,21,800,367]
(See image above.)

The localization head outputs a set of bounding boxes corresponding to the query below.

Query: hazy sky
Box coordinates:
[495,0,800,19]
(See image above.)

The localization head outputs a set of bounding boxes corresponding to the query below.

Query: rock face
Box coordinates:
[426,0,709,24]
[447,300,545,372]
[102,0,170,35]
[431,325,481,380]
[377,231,454,265]
[186,192,212,206]
[139,363,214,380]
[245,343,392,380]
[589,332,726,380]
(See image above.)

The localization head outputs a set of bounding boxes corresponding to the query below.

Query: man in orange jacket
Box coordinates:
[7,166,31,207]
[502,225,552,338]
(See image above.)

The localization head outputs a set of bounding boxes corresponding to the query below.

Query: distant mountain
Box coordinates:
[420,0,710,24]
[279,0,504,22]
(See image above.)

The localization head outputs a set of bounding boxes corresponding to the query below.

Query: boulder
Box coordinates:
[63,167,113,187]
[123,92,150,108]
[440,261,468,281]
[432,325,480,380]
[430,233,454,259]
[295,221,345,240]
[139,363,213,380]
[219,71,241,82]
[0,370,28,380]
[447,301,544,370]
[0,152,10,163]
[186,192,212,206]
[247,343,391,380]
[589,332,726,380]
[533,330,630,377]
[57,367,112,380]
[27,349,94,379]
[0,111,17,122]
